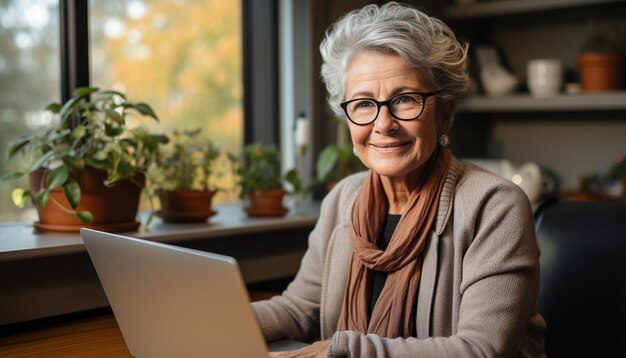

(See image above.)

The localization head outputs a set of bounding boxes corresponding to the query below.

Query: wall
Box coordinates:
[0,227,311,326]
[493,118,626,189]
[445,1,626,190]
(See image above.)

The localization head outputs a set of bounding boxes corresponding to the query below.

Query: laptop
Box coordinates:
[81,228,307,357]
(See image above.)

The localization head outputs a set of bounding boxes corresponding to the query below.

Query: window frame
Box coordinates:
[59,0,277,145]
[60,0,90,102]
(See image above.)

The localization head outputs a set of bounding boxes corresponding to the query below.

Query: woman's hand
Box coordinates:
[268,340,331,358]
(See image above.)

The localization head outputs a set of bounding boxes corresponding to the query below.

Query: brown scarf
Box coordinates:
[337,147,451,338]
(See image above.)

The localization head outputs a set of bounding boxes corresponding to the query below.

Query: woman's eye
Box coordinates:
[395,95,418,105]
[354,100,375,109]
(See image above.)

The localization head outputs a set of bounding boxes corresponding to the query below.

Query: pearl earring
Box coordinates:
[353,147,358,156]
[439,133,450,147]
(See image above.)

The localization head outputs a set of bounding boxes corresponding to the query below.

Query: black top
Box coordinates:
[368,214,401,318]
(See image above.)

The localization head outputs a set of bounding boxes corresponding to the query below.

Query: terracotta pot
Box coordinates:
[577,52,626,92]
[244,189,288,217]
[156,190,217,223]
[29,169,143,233]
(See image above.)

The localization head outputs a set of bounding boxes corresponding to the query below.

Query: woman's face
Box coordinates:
[344,52,449,179]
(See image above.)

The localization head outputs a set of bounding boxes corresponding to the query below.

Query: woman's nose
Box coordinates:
[373,106,398,134]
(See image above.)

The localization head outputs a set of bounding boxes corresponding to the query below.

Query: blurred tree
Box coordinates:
[91,0,242,203]
[0,0,59,221]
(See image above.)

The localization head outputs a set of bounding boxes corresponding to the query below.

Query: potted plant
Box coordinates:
[231,143,288,217]
[316,144,366,191]
[577,24,626,92]
[147,128,223,223]
[285,167,313,216]
[0,87,167,232]
[566,154,626,201]
[608,154,626,200]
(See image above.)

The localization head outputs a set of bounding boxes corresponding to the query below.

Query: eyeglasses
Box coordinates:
[340,90,442,126]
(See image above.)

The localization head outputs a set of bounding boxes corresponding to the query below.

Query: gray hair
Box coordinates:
[320,2,469,117]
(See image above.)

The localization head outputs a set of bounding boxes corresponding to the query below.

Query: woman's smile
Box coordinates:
[369,140,413,154]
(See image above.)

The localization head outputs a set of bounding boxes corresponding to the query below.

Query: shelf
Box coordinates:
[0,202,319,263]
[445,0,623,20]
[457,91,626,113]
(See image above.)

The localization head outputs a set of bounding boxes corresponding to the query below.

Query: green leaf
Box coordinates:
[58,87,96,124]
[84,158,108,169]
[132,103,159,120]
[46,103,62,113]
[48,128,72,142]
[99,89,126,100]
[72,86,98,98]
[71,125,87,139]
[152,134,169,144]
[0,172,25,182]
[116,159,133,178]
[46,165,70,190]
[58,98,81,123]
[27,151,56,173]
[76,211,93,224]
[93,149,108,161]
[8,136,35,160]
[285,169,302,193]
[62,156,85,170]
[106,109,123,124]
[11,188,30,208]
[35,189,50,208]
[57,148,74,160]
[62,178,81,209]
[105,125,123,137]
[316,146,339,183]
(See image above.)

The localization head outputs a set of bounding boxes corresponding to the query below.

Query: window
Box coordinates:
[90,0,243,204]
[0,0,244,222]
[0,0,60,222]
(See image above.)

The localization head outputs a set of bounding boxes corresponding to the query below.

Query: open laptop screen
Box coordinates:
[81,228,271,358]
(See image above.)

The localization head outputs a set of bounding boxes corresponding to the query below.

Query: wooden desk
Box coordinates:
[0,313,131,358]
[0,292,276,357]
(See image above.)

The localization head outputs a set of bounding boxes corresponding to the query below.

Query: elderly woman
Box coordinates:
[254,3,545,357]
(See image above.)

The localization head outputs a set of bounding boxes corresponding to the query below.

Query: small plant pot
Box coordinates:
[156,190,217,223]
[577,52,626,92]
[244,189,288,217]
[29,169,143,233]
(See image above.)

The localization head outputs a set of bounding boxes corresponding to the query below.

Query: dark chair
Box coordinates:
[534,199,626,357]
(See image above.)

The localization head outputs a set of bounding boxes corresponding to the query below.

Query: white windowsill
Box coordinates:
[0,202,320,263]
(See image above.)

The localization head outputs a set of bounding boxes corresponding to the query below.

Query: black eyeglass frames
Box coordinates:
[339,90,442,126]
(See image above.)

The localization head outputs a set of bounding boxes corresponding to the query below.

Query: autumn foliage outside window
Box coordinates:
[90,0,243,207]
[0,0,243,222]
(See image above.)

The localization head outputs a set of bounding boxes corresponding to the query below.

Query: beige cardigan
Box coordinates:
[253,158,546,357]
